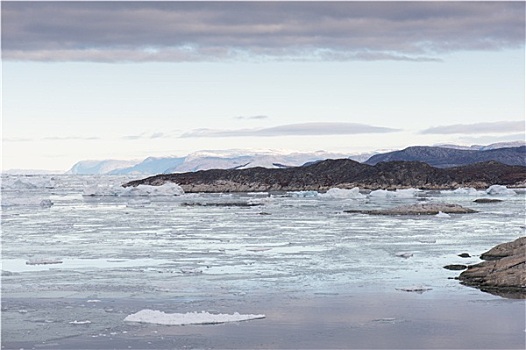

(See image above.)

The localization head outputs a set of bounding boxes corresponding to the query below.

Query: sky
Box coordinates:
[2,1,525,171]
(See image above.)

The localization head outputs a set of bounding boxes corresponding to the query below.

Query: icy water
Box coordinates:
[1,174,525,349]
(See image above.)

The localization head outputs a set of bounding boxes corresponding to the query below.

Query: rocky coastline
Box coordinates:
[123,159,526,193]
[458,237,526,299]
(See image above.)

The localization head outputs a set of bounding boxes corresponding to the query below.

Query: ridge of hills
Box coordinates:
[124,159,526,193]
[365,146,526,167]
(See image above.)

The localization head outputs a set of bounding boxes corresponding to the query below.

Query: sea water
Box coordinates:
[1,174,525,348]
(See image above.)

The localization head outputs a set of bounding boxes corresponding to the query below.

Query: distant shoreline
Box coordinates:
[124,159,526,193]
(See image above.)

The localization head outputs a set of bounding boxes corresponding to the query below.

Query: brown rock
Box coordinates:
[345,203,477,216]
[458,237,526,299]
[473,198,503,203]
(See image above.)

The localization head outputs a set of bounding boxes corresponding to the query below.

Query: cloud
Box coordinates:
[234,115,269,120]
[2,2,523,62]
[420,121,525,135]
[181,122,400,138]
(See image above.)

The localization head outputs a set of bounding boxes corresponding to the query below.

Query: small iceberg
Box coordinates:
[368,188,420,199]
[83,182,184,197]
[124,310,265,326]
[435,211,450,218]
[319,187,365,199]
[486,185,516,196]
[69,320,92,325]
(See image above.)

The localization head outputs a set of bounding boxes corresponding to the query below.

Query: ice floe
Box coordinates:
[442,187,481,196]
[320,187,365,199]
[435,211,451,218]
[124,310,265,326]
[368,188,420,199]
[485,185,516,196]
[69,320,92,325]
[83,182,184,197]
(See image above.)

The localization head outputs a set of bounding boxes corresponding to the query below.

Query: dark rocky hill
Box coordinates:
[364,146,526,168]
[124,159,526,193]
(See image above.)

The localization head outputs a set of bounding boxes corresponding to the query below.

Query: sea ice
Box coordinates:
[368,188,420,199]
[440,187,481,196]
[486,185,516,196]
[395,252,413,258]
[69,320,92,325]
[83,182,184,197]
[435,211,451,218]
[124,310,265,326]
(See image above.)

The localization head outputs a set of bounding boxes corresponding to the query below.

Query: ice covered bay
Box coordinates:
[1,174,525,348]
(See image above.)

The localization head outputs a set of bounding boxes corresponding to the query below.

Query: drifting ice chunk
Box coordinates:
[320,187,365,199]
[69,320,92,325]
[290,191,318,198]
[435,211,450,218]
[83,182,184,197]
[486,185,516,196]
[368,188,420,199]
[447,187,480,196]
[124,310,265,326]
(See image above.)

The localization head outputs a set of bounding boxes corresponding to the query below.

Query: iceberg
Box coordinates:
[442,187,480,196]
[124,310,265,326]
[486,185,516,196]
[435,211,450,218]
[368,188,420,199]
[320,187,365,199]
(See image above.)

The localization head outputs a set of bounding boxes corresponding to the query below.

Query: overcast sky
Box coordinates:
[2,1,525,171]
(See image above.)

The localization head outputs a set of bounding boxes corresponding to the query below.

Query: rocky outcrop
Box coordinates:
[123,159,526,193]
[344,203,477,215]
[458,237,526,299]
[364,146,526,168]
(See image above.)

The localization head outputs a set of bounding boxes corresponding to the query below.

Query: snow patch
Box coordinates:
[124,310,265,326]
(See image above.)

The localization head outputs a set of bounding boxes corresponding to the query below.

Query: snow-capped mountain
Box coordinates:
[67,150,354,175]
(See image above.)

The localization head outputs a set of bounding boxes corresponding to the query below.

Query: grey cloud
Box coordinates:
[181,122,400,138]
[122,132,170,140]
[420,121,524,135]
[42,136,101,141]
[2,2,523,62]
[234,115,269,120]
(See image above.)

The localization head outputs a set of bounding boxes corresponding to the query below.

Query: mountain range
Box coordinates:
[66,141,525,175]
[365,146,526,168]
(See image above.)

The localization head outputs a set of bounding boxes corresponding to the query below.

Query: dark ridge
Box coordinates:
[364,146,526,168]
[123,158,526,193]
